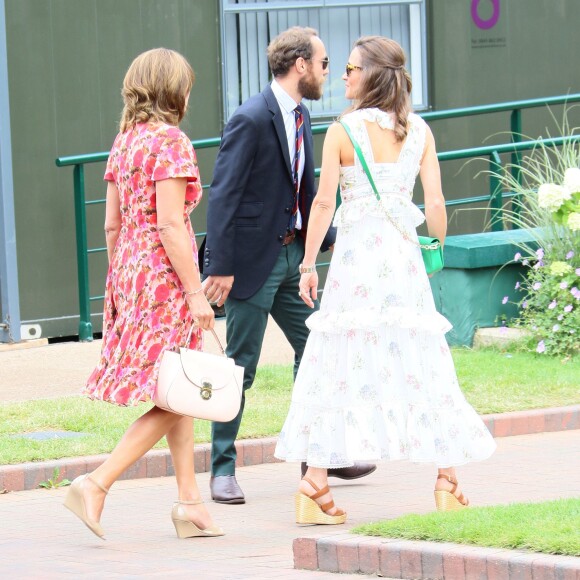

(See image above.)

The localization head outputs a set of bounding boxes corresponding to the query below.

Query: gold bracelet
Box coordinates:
[299,263,316,274]
[184,287,203,297]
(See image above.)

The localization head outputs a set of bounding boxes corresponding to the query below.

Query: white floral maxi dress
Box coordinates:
[275,109,496,468]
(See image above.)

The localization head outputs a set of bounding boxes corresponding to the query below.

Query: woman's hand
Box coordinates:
[299,272,319,309]
[186,292,215,330]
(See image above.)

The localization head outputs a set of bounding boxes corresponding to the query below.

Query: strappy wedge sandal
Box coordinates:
[63,474,109,539]
[295,476,347,525]
[434,474,469,511]
[171,499,225,538]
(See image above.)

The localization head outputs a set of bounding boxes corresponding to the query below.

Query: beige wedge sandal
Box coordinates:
[171,499,225,538]
[434,474,469,511]
[63,473,109,539]
[295,476,347,525]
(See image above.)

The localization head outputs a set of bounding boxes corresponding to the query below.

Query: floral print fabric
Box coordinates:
[275,109,496,468]
[84,123,203,406]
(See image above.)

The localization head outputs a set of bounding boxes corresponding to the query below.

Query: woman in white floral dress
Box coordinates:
[274,36,496,525]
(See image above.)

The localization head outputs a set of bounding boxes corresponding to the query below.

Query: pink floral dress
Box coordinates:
[84,123,203,406]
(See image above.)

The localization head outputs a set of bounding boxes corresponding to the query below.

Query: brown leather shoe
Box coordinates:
[210,475,246,504]
[300,461,377,480]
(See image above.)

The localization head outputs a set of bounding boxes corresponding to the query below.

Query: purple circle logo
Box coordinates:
[471,0,500,30]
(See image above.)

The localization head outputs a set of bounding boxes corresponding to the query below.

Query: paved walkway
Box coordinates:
[0,317,293,402]
[1,323,579,577]
[1,430,578,579]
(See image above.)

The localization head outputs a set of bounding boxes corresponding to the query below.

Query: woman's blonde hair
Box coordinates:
[119,48,195,132]
[350,36,412,142]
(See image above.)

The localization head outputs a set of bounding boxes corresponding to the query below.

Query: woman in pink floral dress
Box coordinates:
[64,48,223,540]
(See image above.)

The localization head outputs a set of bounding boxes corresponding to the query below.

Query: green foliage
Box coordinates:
[491,111,580,357]
[353,498,580,556]
[38,467,71,489]
[510,251,579,357]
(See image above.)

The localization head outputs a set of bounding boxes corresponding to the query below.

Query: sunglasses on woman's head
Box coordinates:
[345,63,363,76]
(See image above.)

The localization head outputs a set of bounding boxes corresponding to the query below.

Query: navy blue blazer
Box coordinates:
[202,84,336,300]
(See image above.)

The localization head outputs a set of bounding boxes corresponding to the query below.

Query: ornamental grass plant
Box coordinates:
[492,115,580,358]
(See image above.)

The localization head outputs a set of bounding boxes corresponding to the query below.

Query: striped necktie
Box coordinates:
[289,104,304,231]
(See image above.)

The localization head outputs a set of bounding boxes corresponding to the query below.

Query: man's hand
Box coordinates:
[202,275,234,307]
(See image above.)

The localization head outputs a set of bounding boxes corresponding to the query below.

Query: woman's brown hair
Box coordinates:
[119,48,195,132]
[351,36,413,142]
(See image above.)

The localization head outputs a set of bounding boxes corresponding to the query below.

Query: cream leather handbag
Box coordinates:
[154,327,243,422]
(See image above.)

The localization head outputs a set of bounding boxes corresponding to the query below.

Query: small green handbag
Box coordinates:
[339,120,444,275]
[417,236,444,275]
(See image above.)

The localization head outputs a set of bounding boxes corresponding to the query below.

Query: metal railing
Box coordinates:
[56,93,580,340]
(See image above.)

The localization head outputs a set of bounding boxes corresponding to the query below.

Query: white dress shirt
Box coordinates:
[270,79,304,229]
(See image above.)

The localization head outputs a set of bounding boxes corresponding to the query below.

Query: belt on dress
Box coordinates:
[282,230,296,246]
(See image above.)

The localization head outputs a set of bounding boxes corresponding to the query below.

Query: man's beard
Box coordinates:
[298,71,323,101]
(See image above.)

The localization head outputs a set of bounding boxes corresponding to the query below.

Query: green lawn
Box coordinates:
[0,348,578,465]
[451,347,579,414]
[353,498,580,556]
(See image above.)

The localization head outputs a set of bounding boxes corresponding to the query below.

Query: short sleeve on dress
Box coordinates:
[152,130,199,184]
[104,133,122,182]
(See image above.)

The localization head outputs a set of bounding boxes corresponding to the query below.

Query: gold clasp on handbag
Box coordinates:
[200,381,213,400]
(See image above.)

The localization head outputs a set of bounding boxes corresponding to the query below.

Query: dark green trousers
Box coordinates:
[211,237,318,476]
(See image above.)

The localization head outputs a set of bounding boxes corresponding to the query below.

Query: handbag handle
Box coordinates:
[184,325,226,356]
[339,119,431,250]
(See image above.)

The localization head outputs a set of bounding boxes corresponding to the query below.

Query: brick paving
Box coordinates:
[0,430,579,578]
[1,330,580,577]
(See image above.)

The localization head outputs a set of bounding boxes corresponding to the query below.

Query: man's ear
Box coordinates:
[295,57,307,74]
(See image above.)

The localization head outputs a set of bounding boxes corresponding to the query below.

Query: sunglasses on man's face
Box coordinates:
[316,57,330,70]
[345,63,363,76]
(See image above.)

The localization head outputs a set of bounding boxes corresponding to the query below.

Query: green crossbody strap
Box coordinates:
[338,119,441,257]
[339,119,421,247]
[339,120,381,202]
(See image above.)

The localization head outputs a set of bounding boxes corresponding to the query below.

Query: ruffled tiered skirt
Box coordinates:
[275,193,496,468]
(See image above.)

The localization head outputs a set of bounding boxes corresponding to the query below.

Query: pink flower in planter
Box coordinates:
[532,282,542,290]
[502,296,509,304]
[560,281,569,289]
[564,304,573,313]
[566,251,575,260]
[548,300,557,309]
[536,340,546,354]
[514,252,522,261]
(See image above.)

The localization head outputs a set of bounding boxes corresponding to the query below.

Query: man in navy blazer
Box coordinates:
[203,27,374,504]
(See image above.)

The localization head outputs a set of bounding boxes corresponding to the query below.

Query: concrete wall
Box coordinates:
[4,0,580,338]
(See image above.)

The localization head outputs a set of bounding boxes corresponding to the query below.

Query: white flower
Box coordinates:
[567,212,580,231]
[537,183,571,212]
[563,167,580,193]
